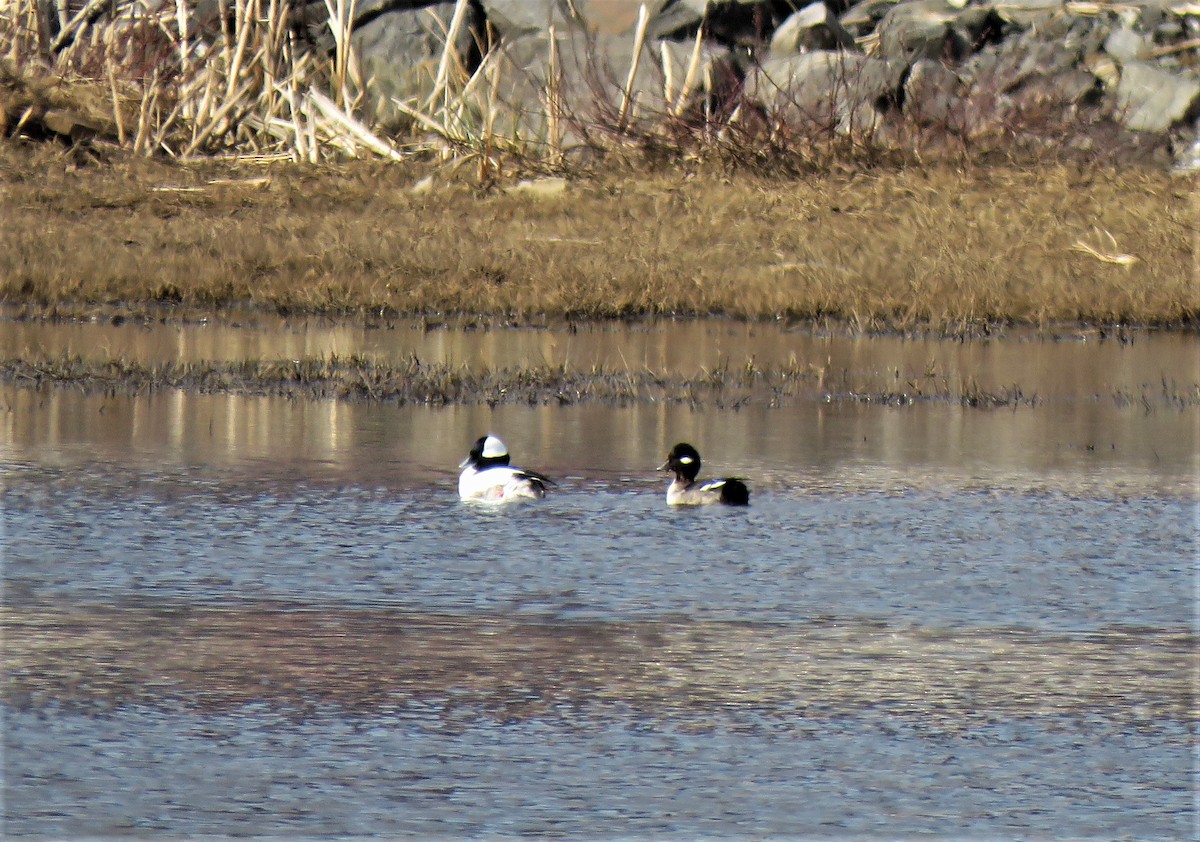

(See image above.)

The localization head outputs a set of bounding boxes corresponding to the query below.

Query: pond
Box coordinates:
[2,314,1197,838]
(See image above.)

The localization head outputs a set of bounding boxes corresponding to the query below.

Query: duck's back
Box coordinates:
[460,466,548,502]
[667,478,749,506]
[701,477,750,506]
[707,477,749,506]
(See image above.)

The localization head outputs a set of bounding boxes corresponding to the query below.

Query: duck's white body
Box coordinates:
[458,435,551,503]
[458,464,548,502]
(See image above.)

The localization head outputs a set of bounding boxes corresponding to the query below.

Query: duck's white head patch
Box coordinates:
[482,435,508,459]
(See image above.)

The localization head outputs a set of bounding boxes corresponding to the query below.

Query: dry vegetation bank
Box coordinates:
[0,145,1195,331]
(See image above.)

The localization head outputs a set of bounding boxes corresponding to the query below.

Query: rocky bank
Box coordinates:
[299,0,1198,166]
[16,0,1200,168]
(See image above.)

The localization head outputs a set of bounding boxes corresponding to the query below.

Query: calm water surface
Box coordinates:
[3,317,1197,838]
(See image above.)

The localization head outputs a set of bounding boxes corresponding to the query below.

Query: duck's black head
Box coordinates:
[461,434,511,470]
[659,442,702,483]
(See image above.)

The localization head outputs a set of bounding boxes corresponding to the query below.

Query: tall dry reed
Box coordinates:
[1,0,709,165]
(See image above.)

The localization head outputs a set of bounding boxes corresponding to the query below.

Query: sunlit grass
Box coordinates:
[0,147,1193,330]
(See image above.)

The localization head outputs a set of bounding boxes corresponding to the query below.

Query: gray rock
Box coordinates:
[1049,11,1111,56]
[675,0,768,13]
[351,2,484,130]
[770,2,859,57]
[839,0,904,34]
[945,14,1110,141]
[479,0,571,37]
[643,0,711,38]
[1121,0,1175,32]
[272,0,1200,156]
[752,50,902,133]
[1172,121,1200,173]
[876,0,966,62]
[985,0,1063,28]
[1112,61,1200,132]
[477,0,704,40]
[903,58,962,125]
[479,26,733,144]
[1103,26,1150,62]
[958,11,1104,90]
[570,0,707,38]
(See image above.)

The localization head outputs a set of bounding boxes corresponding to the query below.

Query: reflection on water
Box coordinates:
[4,467,1193,629]
[6,603,1194,720]
[8,703,1191,838]
[2,315,1197,838]
[2,386,1195,496]
[4,310,1198,399]
[3,313,1197,494]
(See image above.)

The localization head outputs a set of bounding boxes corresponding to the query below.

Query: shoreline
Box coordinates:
[6,300,1194,338]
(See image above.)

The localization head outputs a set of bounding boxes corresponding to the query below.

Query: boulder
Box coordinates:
[985,0,1063,28]
[957,12,1104,93]
[31,0,1200,162]
[572,0,707,38]
[476,0,706,39]
[1119,0,1176,31]
[769,2,859,57]
[902,59,963,125]
[875,0,1001,63]
[1173,124,1200,173]
[479,0,569,37]
[350,1,485,130]
[839,0,906,36]
[751,50,901,133]
[1103,25,1151,62]
[477,26,734,144]
[876,0,968,62]
[952,18,1104,137]
[1111,61,1200,132]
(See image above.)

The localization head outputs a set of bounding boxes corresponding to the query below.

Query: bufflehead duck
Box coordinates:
[458,434,553,502]
[659,442,749,506]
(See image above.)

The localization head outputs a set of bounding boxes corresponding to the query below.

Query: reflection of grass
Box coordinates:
[7,352,1199,410]
[3,604,1194,724]
[0,352,813,408]
[0,146,1193,331]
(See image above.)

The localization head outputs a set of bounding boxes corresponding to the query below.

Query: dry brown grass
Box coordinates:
[0,144,1195,330]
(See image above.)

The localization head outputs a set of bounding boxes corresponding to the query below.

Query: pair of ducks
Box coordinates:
[458,435,750,506]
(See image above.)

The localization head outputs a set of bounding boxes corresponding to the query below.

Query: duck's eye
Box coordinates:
[678,455,694,464]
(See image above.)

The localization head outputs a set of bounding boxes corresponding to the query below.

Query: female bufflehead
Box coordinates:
[458,434,553,502]
[659,442,750,506]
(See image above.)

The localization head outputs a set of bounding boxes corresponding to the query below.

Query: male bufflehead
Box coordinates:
[659,442,750,506]
[458,434,553,502]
